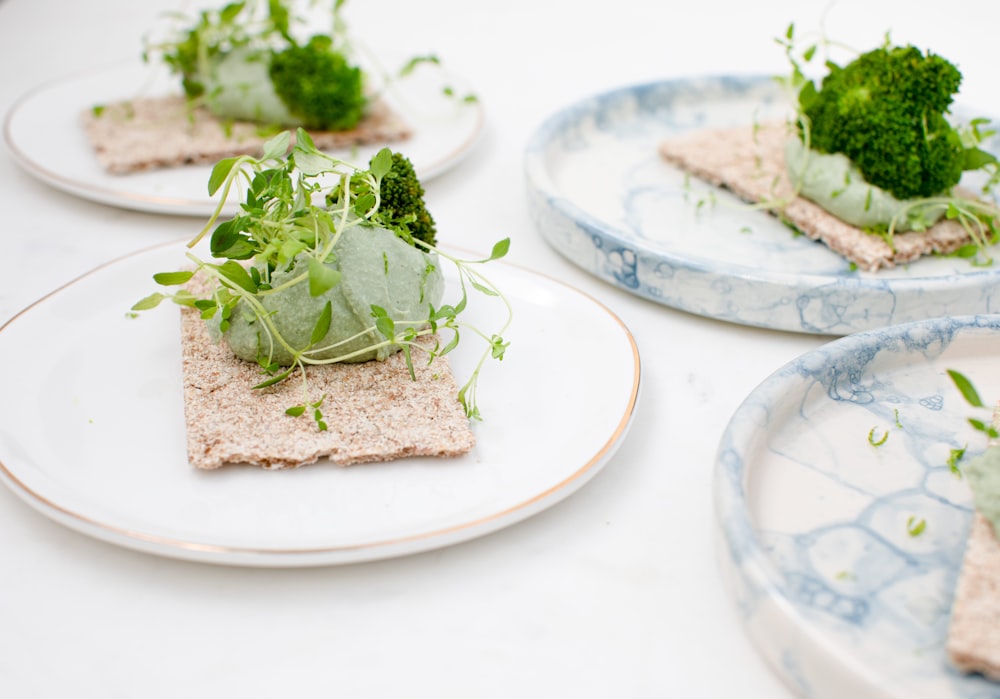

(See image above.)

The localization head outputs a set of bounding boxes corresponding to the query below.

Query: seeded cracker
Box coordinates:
[82,95,412,175]
[947,512,1000,679]
[178,304,475,470]
[658,122,976,272]
[947,402,1000,679]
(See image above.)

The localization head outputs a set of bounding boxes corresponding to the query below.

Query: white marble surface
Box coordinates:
[0,0,997,696]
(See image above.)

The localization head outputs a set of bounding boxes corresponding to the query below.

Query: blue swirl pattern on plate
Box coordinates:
[715,314,1000,698]
[524,76,1000,336]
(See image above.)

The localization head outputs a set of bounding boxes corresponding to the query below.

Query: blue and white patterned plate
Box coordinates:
[715,314,1000,698]
[524,76,1000,336]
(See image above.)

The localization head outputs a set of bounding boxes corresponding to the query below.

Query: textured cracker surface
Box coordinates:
[82,95,411,174]
[658,123,976,272]
[947,512,1000,680]
[179,306,475,470]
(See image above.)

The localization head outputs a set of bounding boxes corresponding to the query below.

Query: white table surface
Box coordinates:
[1,0,997,696]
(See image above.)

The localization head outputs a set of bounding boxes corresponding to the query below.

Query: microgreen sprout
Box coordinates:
[867,407,905,447]
[906,516,927,537]
[948,445,967,476]
[141,1,477,131]
[948,369,1000,440]
[868,427,889,447]
[133,128,511,429]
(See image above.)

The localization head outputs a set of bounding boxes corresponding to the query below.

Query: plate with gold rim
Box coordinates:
[0,238,639,566]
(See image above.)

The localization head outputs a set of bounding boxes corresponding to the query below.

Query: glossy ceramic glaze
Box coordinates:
[525,76,1000,336]
[716,314,1000,697]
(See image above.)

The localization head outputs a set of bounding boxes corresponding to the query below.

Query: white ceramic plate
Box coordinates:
[3,61,484,216]
[715,314,1000,698]
[524,76,1000,336]
[0,240,639,567]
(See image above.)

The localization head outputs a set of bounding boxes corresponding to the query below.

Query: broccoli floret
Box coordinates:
[373,152,437,247]
[799,45,966,199]
[325,150,438,247]
[268,35,366,131]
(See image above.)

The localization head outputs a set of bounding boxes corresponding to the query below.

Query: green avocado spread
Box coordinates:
[784,138,945,232]
[199,47,298,125]
[216,226,444,365]
[964,445,1000,534]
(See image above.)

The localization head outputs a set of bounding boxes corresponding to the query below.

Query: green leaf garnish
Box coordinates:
[369,147,394,179]
[252,366,296,390]
[948,445,966,476]
[213,260,258,293]
[153,270,194,286]
[489,237,511,261]
[968,418,1000,439]
[947,369,1000,440]
[208,157,241,196]
[949,369,985,407]
[906,516,927,537]
[371,305,395,340]
[131,293,166,311]
[307,257,341,297]
[310,301,332,346]
[261,130,291,161]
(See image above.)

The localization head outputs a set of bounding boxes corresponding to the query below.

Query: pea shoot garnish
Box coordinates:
[142,0,477,130]
[133,128,511,429]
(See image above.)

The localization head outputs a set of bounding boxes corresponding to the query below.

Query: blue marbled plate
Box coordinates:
[524,76,1000,336]
[715,314,1000,698]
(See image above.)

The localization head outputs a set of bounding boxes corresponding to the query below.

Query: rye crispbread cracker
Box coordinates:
[82,95,411,175]
[178,305,474,470]
[948,403,1000,678]
[658,122,977,272]
[947,512,1000,680]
